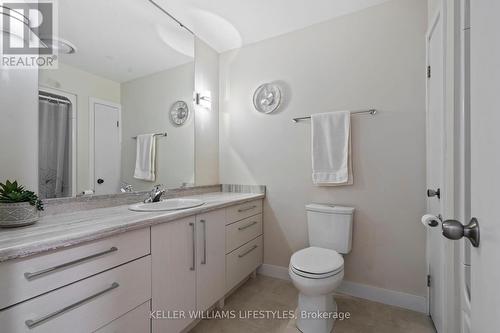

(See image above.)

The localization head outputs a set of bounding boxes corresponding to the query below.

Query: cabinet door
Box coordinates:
[196,209,226,311]
[152,217,196,333]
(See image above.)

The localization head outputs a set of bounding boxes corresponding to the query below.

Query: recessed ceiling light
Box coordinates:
[40,38,77,54]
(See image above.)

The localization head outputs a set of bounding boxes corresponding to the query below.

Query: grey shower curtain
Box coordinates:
[38,99,72,199]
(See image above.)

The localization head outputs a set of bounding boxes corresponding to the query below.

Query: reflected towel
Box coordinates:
[134,134,156,181]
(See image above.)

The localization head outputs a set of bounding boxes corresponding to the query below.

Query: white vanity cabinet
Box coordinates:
[151,209,226,333]
[0,197,264,333]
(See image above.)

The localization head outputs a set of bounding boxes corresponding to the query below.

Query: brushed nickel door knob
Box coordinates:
[442,218,480,247]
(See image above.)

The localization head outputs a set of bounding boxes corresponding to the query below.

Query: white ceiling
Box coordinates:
[57,0,194,83]
[56,0,390,82]
[154,0,391,52]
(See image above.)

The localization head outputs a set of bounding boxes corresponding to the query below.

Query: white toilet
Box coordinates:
[289,204,354,333]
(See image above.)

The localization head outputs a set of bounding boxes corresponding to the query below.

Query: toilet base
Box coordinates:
[296,293,337,333]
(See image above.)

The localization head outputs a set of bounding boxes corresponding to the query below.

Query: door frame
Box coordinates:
[39,86,78,197]
[88,97,122,193]
[456,0,471,331]
[426,2,462,332]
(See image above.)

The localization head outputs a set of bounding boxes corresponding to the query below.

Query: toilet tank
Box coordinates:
[306,204,354,254]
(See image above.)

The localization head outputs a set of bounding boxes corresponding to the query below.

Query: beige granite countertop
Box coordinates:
[0,192,264,262]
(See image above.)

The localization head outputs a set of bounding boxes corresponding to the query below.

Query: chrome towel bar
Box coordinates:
[132,132,167,139]
[292,109,377,123]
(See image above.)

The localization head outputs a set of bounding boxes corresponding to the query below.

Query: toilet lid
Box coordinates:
[290,247,344,275]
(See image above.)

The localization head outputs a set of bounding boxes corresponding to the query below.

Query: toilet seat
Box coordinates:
[291,266,343,279]
[290,247,344,279]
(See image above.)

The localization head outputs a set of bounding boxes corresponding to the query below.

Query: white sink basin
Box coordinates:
[129,198,205,212]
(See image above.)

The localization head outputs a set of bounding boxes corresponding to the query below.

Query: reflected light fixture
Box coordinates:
[40,37,77,54]
[194,91,212,110]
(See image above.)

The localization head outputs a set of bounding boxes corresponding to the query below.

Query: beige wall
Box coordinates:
[194,38,219,185]
[39,63,121,194]
[121,63,195,190]
[0,69,38,191]
[219,0,428,297]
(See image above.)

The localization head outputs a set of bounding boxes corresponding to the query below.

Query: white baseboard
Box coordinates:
[337,281,427,313]
[257,264,427,313]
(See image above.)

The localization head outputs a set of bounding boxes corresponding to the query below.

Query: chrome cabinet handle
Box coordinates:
[24,247,118,281]
[238,205,257,213]
[25,282,119,329]
[189,222,195,271]
[238,245,258,258]
[238,221,258,231]
[200,219,207,265]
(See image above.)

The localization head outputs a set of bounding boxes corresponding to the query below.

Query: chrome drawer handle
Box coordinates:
[24,247,118,281]
[238,205,257,213]
[238,221,258,231]
[190,222,196,271]
[25,282,120,329]
[201,219,207,265]
[238,245,258,258]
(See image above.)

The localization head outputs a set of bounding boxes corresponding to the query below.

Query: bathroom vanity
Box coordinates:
[0,190,264,333]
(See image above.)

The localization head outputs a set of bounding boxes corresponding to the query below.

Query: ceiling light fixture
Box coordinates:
[40,37,77,54]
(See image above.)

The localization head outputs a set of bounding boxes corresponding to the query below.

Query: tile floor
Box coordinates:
[190,275,435,333]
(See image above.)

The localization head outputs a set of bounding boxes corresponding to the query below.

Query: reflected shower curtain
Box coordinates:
[38,99,71,199]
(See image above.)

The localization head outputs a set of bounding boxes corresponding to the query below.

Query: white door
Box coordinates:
[196,209,226,312]
[469,1,500,331]
[152,217,196,333]
[91,100,121,195]
[426,12,445,333]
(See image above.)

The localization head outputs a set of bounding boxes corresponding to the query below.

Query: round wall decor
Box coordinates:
[253,83,282,114]
[169,101,189,126]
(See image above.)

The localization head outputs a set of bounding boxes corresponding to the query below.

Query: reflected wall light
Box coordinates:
[194,91,212,110]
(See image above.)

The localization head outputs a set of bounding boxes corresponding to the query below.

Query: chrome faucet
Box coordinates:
[144,185,167,203]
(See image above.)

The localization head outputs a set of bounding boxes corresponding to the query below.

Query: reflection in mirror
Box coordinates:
[37,0,194,198]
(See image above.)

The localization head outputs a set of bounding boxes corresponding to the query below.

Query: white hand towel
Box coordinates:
[311,111,353,185]
[133,134,156,181]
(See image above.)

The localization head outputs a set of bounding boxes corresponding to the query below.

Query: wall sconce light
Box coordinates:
[194,91,211,110]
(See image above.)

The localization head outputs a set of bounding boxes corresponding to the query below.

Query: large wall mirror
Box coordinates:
[37,0,195,198]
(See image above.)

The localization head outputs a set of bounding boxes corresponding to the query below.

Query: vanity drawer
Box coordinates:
[226,236,263,292]
[0,228,150,310]
[95,301,151,333]
[0,256,151,333]
[226,199,262,224]
[226,214,263,254]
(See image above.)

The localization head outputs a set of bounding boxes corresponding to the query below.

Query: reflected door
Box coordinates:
[92,99,121,195]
